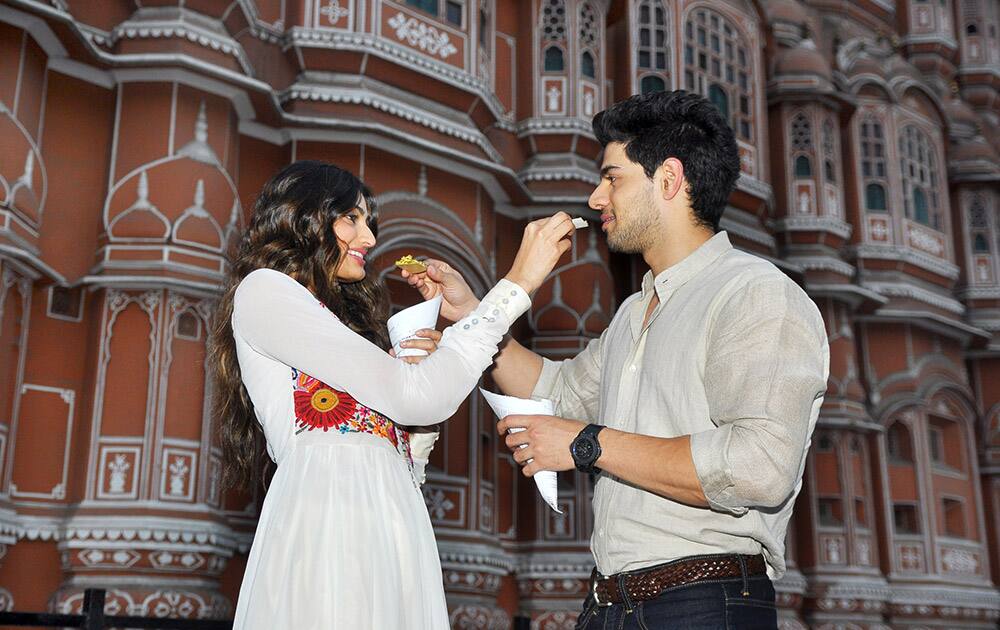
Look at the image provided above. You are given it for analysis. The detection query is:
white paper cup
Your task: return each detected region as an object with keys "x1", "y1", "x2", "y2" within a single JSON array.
[{"x1": 388, "y1": 295, "x2": 443, "y2": 358}]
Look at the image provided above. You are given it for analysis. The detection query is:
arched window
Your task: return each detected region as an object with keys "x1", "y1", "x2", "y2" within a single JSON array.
[
  {"x1": 859, "y1": 116, "x2": 889, "y2": 213},
  {"x1": 684, "y1": 8, "x2": 754, "y2": 141},
  {"x1": 708, "y1": 83, "x2": 728, "y2": 118},
  {"x1": 640, "y1": 75, "x2": 665, "y2": 94},
  {"x1": 795, "y1": 156, "x2": 812, "y2": 177},
  {"x1": 822, "y1": 119, "x2": 837, "y2": 183},
  {"x1": 405, "y1": 0, "x2": 464, "y2": 26},
  {"x1": 478, "y1": 2, "x2": 489, "y2": 46},
  {"x1": 581, "y1": 51, "x2": 595, "y2": 78},
  {"x1": 969, "y1": 196, "x2": 991, "y2": 255},
  {"x1": 637, "y1": 0, "x2": 669, "y2": 88},
  {"x1": 849, "y1": 437, "x2": 871, "y2": 529},
  {"x1": 866, "y1": 183, "x2": 887, "y2": 211},
  {"x1": 579, "y1": 2, "x2": 600, "y2": 80},
  {"x1": 942, "y1": 497, "x2": 966, "y2": 537},
  {"x1": 790, "y1": 113, "x2": 813, "y2": 180},
  {"x1": 913, "y1": 187, "x2": 930, "y2": 224},
  {"x1": 407, "y1": 0, "x2": 438, "y2": 14},
  {"x1": 887, "y1": 421, "x2": 914, "y2": 462},
  {"x1": 899, "y1": 125, "x2": 942, "y2": 229},
  {"x1": 544, "y1": 46, "x2": 564, "y2": 71}
]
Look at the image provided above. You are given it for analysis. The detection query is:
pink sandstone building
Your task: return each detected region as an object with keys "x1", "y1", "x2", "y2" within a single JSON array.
[{"x1": 0, "y1": 0, "x2": 999, "y2": 627}]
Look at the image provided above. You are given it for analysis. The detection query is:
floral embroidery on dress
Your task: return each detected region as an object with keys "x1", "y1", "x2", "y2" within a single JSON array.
[
  {"x1": 291, "y1": 368, "x2": 415, "y2": 481},
  {"x1": 293, "y1": 370, "x2": 358, "y2": 431}
]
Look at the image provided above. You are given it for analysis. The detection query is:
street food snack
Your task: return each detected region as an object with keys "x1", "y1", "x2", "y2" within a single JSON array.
[{"x1": 394, "y1": 255, "x2": 428, "y2": 274}]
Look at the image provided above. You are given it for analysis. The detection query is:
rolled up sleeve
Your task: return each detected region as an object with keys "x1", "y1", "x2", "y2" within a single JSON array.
[
  {"x1": 690, "y1": 278, "x2": 829, "y2": 514},
  {"x1": 530, "y1": 332, "x2": 605, "y2": 423}
]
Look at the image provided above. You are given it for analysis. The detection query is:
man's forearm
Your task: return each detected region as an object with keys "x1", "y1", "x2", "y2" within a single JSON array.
[
  {"x1": 491, "y1": 336, "x2": 544, "y2": 398},
  {"x1": 596, "y1": 429, "x2": 709, "y2": 508}
]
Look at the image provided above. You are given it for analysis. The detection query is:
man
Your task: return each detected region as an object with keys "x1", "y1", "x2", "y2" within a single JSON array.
[{"x1": 404, "y1": 90, "x2": 829, "y2": 629}]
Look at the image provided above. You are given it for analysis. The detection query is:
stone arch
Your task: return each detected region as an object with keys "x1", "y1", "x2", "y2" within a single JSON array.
[
  {"x1": 851, "y1": 77, "x2": 895, "y2": 102},
  {"x1": 894, "y1": 82, "x2": 948, "y2": 128},
  {"x1": 0, "y1": 105, "x2": 47, "y2": 225},
  {"x1": 372, "y1": 222, "x2": 493, "y2": 299},
  {"x1": 375, "y1": 192, "x2": 488, "y2": 268},
  {"x1": 103, "y1": 156, "x2": 240, "y2": 246}
]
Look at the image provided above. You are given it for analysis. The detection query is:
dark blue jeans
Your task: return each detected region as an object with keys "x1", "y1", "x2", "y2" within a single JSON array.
[{"x1": 574, "y1": 574, "x2": 777, "y2": 630}]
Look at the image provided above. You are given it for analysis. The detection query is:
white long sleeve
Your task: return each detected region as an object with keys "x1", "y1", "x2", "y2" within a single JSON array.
[{"x1": 232, "y1": 268, "x2": 530, "y2": 426}]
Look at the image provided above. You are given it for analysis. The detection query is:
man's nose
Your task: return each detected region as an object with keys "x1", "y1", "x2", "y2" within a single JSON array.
[{"x1": 589, "y1": 183, "x2": 609, "y2": 211}]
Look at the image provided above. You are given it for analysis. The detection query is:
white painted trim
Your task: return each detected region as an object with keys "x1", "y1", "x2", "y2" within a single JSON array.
[
  {"x1": 235, "y1": 119, "x2": 287, "y2": 145},
  {"x1": 168, "y1": 82, "x2": 177, "y2": 156},
  {"x1": 286, "y1": 123, "x2": 519, "y2": 202},
  {"x1": 2, "y1": 273, "x2": 31, "y2": 499},
  {"x1": 851, "y1": 244, "x2": 961, "y2": 280},
  {"x1": 0, "y1": 4, "x2": 68, "y2": 57},
  {"x1": 45, "y1": 57, "x2": 114, "y2": 89},
  {"x1": 111, "y1": 67, "x2": 257, "y2": 120},
  {"x1": 81, "y1": 275, "x2": 222, "y2": 297},
  {"x1": 9, "y1": 384, "x2": 75, "y2": 498},
  {"x1": 159, "y1": 447, "x2": 197, "y2": 502},
  {"x1": 95, "y1": 444, "x2": 142, "y2": 500}
]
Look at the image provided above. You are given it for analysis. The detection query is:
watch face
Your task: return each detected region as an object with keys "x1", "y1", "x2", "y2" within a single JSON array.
[{"x1": 574, "y1": 437, "x2": 596, "y2": 462}]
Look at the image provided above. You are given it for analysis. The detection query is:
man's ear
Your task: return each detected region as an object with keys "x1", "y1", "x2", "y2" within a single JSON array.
[{"x1": 658, "y1": 158, "x2": 685, "y2": 201}]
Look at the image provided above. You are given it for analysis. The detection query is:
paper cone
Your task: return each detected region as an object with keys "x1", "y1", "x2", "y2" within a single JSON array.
[
  {"x1": 388, "y1": 295, "x2": 443, "y2": 358},
  {"x1": 479, "y1": 388, "x2": 562, "y2": 514}
]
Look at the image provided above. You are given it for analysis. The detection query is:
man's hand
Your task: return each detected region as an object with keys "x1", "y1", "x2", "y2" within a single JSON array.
[
  {"x1": 401, "y1": 259, "x2": 479, "y2": 322},
  {"x1": 497, "y1": 414, "x2": 586, "y2": 477}
]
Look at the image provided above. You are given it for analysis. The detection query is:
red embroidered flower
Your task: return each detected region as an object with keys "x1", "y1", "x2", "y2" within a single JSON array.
[{"x1": 294, "y1": 375, "x2": 357, "y2": 431}]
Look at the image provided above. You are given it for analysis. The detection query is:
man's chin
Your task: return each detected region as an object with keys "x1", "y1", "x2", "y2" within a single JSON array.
[{"x1": 607, "y1": 234, "x2": 642, "y2": 255}]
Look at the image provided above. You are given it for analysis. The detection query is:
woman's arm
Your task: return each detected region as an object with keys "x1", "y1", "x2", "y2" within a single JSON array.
[{"x1": 233, "y1": 269, "x2": 531, "y2": 426}]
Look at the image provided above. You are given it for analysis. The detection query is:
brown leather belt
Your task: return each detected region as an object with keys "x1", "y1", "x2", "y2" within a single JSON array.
[{"x1": 590, "y1": 554, "x2": 766, "y2": 606}]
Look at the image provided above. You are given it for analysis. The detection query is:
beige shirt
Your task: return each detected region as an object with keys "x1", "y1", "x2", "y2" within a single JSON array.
[{"x1": 531, "y1": 232, "x2": 829, "y2": 578}]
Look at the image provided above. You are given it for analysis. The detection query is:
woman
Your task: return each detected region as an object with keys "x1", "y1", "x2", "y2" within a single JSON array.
[{"x1": 209, "y1": 160, "x2": 572, "y2": 629}]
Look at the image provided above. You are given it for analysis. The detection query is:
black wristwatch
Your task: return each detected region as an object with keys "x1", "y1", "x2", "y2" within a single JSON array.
[{"x1": 570, "y1": 424, "x2": 605, "y2": 474}]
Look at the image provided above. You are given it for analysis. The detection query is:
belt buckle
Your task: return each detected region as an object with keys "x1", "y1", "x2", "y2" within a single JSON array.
[{"x1": 590, "y1": 572, "x2": 613, "y2": 608}]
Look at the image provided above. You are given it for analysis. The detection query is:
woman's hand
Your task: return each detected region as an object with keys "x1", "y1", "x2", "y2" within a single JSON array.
[
  {"x1": 388, "y1": 328, "x2": 443, "y2": 364},
  {"x1": 401, "y1": 260, "x2": 479, "y2": 322},
  {"x1": 504, "y1": 212, "x2": 574, "y2": 294}
]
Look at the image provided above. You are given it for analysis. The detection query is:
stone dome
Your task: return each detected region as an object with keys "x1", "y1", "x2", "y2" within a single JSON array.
[
  {"x1": 951, "y1": 137, "x2": 999, "y2": 163},
  {"x1": 765, "y1": 0, "x2": 808, "y2": 26},
  {"x1": 773, "y1": 39, "x2": 832, "y2": 81}
]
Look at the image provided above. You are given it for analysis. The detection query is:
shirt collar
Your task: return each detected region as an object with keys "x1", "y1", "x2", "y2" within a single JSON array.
[{"x1": 640, "y1": 231, "x2": 734, "y2": 302}]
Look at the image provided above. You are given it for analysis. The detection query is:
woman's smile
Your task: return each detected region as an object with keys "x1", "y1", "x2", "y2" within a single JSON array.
[{"x1": 347, "y1": 248, "x2": 367, "y2": 266}]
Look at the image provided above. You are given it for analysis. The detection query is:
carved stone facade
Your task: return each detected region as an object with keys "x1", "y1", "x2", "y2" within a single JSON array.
[{"x1": 0, "y1": 0, "x2": 997, "y2": 627}]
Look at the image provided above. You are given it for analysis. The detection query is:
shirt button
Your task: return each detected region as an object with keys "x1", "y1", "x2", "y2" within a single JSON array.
[
  {"x1": 463, "y1": 324, "x2": 470, "y2": 330},
  {"x1": 629, "y1": 365, "x2": 636, "y2": 372},
  {"x1": 510, "y1": 290, "x2": 517, "y2": 296},
  {"x1": 472, "y1": 319, "x2": 478, "y2": 324},
  {"x1": 502, "y1": 298, "x2": 509, "y2": 304},
  {"x1": 493, "y1": 309, "x2": 500, "y2": 315},
  {"x1": 598, "y1": 529, "x2": 605, "y2": 537}
]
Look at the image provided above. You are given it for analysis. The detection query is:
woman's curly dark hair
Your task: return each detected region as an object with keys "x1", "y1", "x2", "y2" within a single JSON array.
[{"x1": 208, "y1": 160, "x2": 390, "y2": 490}]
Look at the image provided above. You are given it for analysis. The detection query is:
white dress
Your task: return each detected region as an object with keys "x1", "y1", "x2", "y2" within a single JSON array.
[{"x1": 230, "y1": 269, "x2": 530, "y2": 630}]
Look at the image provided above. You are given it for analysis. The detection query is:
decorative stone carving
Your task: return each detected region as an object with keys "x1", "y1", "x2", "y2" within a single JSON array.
[{"x1": 388, "y1": 13, "x2": 458, "y2": 59}]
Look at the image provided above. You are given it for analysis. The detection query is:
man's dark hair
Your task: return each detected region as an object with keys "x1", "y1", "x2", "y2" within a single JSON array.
[{"x1": 592, "y1": 90, "x2": 741, "y2": 231}]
